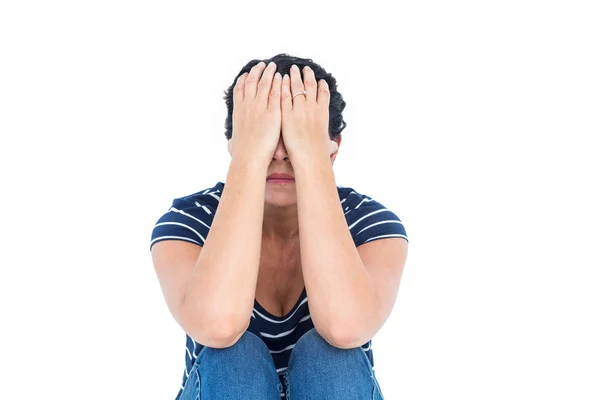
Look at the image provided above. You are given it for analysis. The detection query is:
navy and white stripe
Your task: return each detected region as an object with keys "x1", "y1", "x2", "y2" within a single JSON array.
[{"x1": 150, "y1": 181, "x2": 408, "y2": 400}]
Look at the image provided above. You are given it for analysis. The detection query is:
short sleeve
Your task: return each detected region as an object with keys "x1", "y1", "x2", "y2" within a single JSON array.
[
  {"x1": 344, "y1": 195, "x2": 408, "y2": 248},
  {"x1": 149, "y1": 197, "x2": 215, "y2": 251}
]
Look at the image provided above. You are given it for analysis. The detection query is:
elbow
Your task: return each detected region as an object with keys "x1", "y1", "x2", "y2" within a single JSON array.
[
  {"x1": 188, "y1": 317, "x2": 247, "y2": 349},
  {"x1": 324, "y1": 330, "x2": 362, "y2": 349},
  {"x1": 313, "y1": 315, "x2": 361, "y2": 349},
  {"x1": 322, "y1": 316, "x2": 379, "y2": 349},
  {"x1": 323, "y1": 304, "x2": 385, "y2": 349},
  {"x1": 319, "y1": 323, "x2": 364, "y2": 350},
  {"x1": 180, "y1": 292, "x2": 251, "y2": 348},
  {"x1": 201, "y1": 329, "x2": 245, "y2": 349},
  {"x1": 181, "y1": 306, "x2": 249, "y2": 349}
]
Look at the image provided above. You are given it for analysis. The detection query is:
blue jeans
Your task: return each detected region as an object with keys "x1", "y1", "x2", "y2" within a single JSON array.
[{"x1": 179, "y1": 327, "x2": 385, "y2": 399}]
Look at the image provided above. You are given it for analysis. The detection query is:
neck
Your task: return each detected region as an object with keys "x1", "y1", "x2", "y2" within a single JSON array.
[{"x1": 262, "y1": 202, "x2": 299, "y2": 241}]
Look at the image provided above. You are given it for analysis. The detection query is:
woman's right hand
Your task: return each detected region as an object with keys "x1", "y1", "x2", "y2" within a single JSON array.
[{"x1": 227, "y1": 61, "x2": 282, "y2": 165}]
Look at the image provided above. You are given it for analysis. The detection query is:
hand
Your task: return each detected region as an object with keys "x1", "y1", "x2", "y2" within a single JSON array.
[
  {"x1": 280, "y1": 64, "x2": 338, "y2": 161},
  {"x1": 228, "y1": 61, "x2": 282, "y2": 164}
]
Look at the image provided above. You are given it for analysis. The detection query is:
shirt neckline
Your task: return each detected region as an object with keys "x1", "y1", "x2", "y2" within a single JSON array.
[{"x1": 254, "y1": 286, "x2": 307, "y2": 321}]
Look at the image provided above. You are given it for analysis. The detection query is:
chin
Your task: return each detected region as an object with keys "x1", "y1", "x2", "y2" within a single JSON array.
[{"x1": 265, "y1": 190, "x2": 297, "y2": 207}]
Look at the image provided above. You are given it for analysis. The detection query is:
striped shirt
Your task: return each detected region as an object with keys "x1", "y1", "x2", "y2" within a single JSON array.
[{"x1": 149, "y1": 181, "x2": 409, "y2": 400}]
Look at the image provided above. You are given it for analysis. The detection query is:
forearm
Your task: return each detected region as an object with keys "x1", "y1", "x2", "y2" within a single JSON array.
[
  {"x1": 184, "y1": 154, "x2": 268, "y2": 335},
  {"x1": 294, "y1": 153, "x2": 380, "y2": 346}
]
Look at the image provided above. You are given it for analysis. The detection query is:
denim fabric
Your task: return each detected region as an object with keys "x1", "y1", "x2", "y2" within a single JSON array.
[
  {"x1": 179, "y1": 327, "x2": 384, "y2": 400},
  {"x1": 285, "y1": 328, "x2": 385, "y2": 400}
]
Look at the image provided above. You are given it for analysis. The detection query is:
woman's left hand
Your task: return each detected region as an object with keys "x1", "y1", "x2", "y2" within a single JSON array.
[{"x1": 281, "y1": 64, "x2": 338, "y2": 162}]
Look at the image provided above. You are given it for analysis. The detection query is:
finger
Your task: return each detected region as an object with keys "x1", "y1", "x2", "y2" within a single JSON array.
[
  {"x1": 233, "y1": 72, "x2": 249, "y2": 105},
  {"x1": 317, "y1": 79, "x2": 330, "y2": 107},
  {"x1": 257, "y1": 62, "x2": 277, "y2": 103},
  {"x1": 244, "y1": 61, "x2": 267, "y2": 100},
  {"x1": 302, "y1": 65, "x2": 317, "y2": 102},
  {"x1": 268, "y1": 71, "x2": 282, "y2": 110},
  {"x1": 281, "y1": 74, "x2": 292, "y2": 113},
  {"x1": 289, "y1": 64, "x2": 306, "y2": 107}
]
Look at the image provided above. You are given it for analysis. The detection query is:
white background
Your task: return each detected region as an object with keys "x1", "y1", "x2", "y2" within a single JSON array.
[{"x1": 1, "y1": 1, "x2": 599, "y2": 399}]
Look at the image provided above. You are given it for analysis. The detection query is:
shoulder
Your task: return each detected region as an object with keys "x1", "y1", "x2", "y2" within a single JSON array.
[
  {"x1": 337, "y1": 185, "x2": 409, "y2": 247},
  {"x1": 174, "y1": 181, "x2": 224, "y2": 213},
  {"x1": 336, "y1": 184, "x2": 394, "y2": 218},
  {"x1": 149, "y1": 181, "x2": 224, "y2": 251}
]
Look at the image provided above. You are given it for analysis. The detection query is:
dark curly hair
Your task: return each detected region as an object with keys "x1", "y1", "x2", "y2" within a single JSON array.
[{"x1": 222, "y1": 53, "x2": 347, "y2": 141}]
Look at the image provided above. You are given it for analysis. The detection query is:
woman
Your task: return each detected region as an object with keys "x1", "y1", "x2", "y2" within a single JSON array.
[{"x1": 150, "y1": 53, "x2": 409, "y2": 400}]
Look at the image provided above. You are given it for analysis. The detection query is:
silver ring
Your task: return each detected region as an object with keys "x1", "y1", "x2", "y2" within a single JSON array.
[{"x1": 292, "y1": 90, "x2": 307, "y2": 100}]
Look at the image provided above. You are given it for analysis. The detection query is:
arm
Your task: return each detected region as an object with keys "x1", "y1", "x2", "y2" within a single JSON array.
[
  {"x1": 277, "y1": 64, "x2": 409, "y2": 348},
  {"x1": 181, "y1": 61, "x2": 282, "y2": 345},
  {"x1": 294, "y1": 154, "x2": 384, "y2": 348},
  {"x1": 279, "y1": 65, "x2": 392, "y2": 348},
  {"x1": 182, "y1": 156, "x2": 268, "y2": 343}
]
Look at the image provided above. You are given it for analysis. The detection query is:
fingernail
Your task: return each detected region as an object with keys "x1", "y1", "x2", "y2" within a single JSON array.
[
  {"x1": 304, "y1": 65, "x2": 311, "y2": 71},
  {"x1": 292, "y1": 64, "x2": 299, "y2": 71}
]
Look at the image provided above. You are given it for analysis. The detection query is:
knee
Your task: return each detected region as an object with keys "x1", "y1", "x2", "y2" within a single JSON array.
[
  {"x1": 293, "y1": 328, "x2": 329, "y2": 352},
  {"x1": 286, "y1": 328, "x2": 371, "y2": 382}
]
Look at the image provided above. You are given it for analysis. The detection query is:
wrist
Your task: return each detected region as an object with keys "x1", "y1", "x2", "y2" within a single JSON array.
[
  {"x1": 230, "y1": 151, "x2": 270, "y2": 174},
  {"x1": 289, "y1": 146, "x2": 331, "y2": 166}
]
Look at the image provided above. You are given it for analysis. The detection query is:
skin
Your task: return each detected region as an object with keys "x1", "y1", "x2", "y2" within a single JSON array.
[
  {"x1": 227, "y1": 64, "x2": 341, "y2": 242},
  {"x1": 225, "y1": 61, "x2": 408, "y2": 348},
  {"x1": 152, "y1": 61, "x2": 405, "y2": 353}
]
